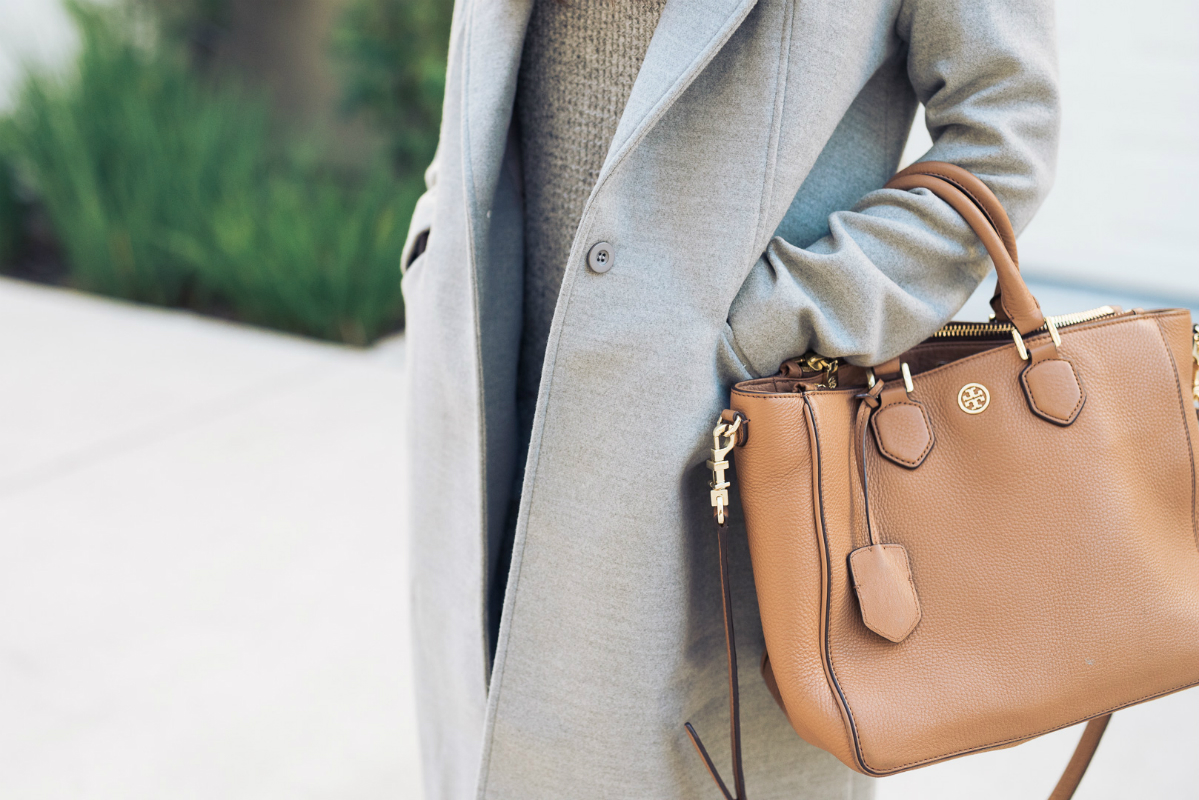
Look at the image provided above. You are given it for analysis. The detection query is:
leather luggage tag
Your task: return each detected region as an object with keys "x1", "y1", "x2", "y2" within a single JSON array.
[
  {"x1": 849, "y1": 544, "x2": 921, "y2": 643},
  {"x1": 869, "y1": 384, "x2": 935, "y2": 469},
  {"x1": 1021, "y1": 356, "x2": 1085, "y2": 426}
]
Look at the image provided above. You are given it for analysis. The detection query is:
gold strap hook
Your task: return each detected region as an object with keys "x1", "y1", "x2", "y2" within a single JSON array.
[{"x1": 708, "y1": 413, "x2": 744, "y2": 525}]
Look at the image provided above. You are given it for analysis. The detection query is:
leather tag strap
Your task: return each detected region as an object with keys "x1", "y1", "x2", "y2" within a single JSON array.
[{"x1": 688, "y1": 506, "x2": 1111, "y2": 799}]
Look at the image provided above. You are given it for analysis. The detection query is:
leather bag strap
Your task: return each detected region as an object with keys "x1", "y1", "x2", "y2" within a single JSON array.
[
  {"x1": 688, "y1": 513, "x2": 1112, "y2": 799},
  {"x1": 1049, "y1": 716, "x2": 1112, "y2": 799},
  {"x1": 885, "y1": 162, "x2": 1047, "y2": 335},
  {"x1": 685, "y1": 522, "x2": 746, "y2": 800}
]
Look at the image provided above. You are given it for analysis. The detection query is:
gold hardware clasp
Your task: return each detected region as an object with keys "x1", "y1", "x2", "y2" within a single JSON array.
[
  {"x1": 1013, "y1": 316, "x2": 1063, "y2": 361},
  {"x1": 865, "y1": 364, "x2": 913, "y2": 392},
  {"x1": 1046, "y1": 316, "x2": 1063, "y2": 348},
  {"x1": 1191, "y1": 324, "x2": 1198, "y2": 406},
  {"x1": 1012, "y1": 328, "x2": 1029, "y2": 361},
  {"x1": 708, "y1": 414, "x2": 743, "y2": 525},
  {"x1": 797, "y1": 353, "x2": 840, "y2": 388}
]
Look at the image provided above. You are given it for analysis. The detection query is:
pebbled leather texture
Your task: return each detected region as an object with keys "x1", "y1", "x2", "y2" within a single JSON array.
[
  {"x1": 1021, "y1": 358, "x2": 1085, "y2": 426},
  {"x1": 849, "y1": 544, "x2": 922, "y2": 642},
  {"x1": 730, "y1": 307, "x2": 1199, "y2": 777},
  {"x1": 724, "y1": 388, "x2": 858, "y2": 767}
]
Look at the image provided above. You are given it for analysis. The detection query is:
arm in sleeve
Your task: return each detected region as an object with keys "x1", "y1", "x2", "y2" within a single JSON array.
[
  {"x1": 727, "y1": 0, "x2": 1059, "y2": 373},
  {"x1": 401, "y1": 145, "x2": 440, "y2": 272}
]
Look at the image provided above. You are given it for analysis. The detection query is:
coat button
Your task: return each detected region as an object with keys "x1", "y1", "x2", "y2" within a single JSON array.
[{"x1": 587, "y1": 241, "x2": 614, "y2": 273}]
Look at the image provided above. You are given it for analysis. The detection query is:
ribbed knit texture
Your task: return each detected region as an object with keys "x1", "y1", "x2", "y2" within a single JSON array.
[{"x1": 514, "y1": 0, "x2": 667, "y2": 441}]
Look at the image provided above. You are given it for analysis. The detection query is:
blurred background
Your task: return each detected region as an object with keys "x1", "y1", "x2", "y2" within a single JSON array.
[
  {"x1": 0, "y1": 0, "x2": 1195, "y2": 798},
  {"x1": 0, "y1": 0, "x2": 451, "y2": 345}
]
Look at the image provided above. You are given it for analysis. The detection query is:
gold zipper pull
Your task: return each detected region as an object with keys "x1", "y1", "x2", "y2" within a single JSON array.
[
  {"x1": 799, "y1": 353, "x2": 840, "y2": 388},
  {"x1": 780, "y1": 353, "x2": 842, "y2": 388}
]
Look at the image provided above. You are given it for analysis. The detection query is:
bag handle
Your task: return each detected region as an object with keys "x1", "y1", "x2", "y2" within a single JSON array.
[
  {"x1": 686, "y1": 412, "x2": 1112, "y2": 800},
  {"x1": 885, "y1": 162, "x2": 1047, "y2": 335}
]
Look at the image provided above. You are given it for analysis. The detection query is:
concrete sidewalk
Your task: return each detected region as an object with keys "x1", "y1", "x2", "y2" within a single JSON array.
[
  {"x1": 0, "y1": 276, "x2": 1195, "y2": 799},
  {"x1": 0, "y1": 278, "x2": 420, "y2": 799}
]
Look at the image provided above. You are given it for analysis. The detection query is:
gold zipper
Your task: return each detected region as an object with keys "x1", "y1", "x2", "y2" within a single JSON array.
[
  {"x1": 932, "y1": 305, "x2": 1119, "y2": 339},
  {"x1": 797, "y1": 306, "x2": 1124, "y2": 389}
]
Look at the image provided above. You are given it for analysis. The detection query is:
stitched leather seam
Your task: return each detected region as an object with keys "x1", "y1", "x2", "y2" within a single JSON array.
[
  {"x1": 1021, "y1": 359, "x2": 1085, "y2": 424},
  {"x1": 870, "y1": 402, "x2": 934, "y2": 467},
  {"x1": 731, "y1": 390, "x2": 820, "y2": 402},
  {"x1": 897, "y1": 551, "x2": 921, "y2": 640},
  {"x1": 915, "y1": 171, "x2": 1020, "y2": 323},
  {"x1": 804, "y1": 395, "x2": 870, "y2": 770},
  {"x1": 859, "y1": 678, "x2": 1199, "y2": 774},
  {"x1": 897, "y1": 167, "x2": 1013, "y2": 271}
]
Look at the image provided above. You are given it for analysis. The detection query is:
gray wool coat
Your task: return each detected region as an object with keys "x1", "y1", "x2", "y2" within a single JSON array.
[{"x1": 400, "y1": 0, "x2": 1059, "y2": 797}]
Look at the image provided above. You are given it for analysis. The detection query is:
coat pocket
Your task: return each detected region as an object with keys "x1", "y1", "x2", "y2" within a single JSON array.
[
  {"x1": 400, "y1": 246, "x2": 432, "y2": 308},
  {"x1": 720, "y1": 322, "x2": 757, "y2": 383}
]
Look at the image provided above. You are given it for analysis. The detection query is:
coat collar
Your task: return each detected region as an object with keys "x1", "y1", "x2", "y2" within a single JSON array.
[{"x1": 460, "y1": 0, "x2": 759, "y2": 230}]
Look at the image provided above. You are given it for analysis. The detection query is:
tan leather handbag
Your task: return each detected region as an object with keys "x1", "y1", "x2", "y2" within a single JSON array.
[{"x1": 686, "y1": 162, "x2": 1199, "y2": 800}]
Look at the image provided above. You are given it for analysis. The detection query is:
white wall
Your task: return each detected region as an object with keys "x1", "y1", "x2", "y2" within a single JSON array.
[
  {"x1": 902, "y1": 0, "x2": 1198, "y2": 302},
  {"x1": 0, "y1": 0, "x2": 81, "y2": 111}
]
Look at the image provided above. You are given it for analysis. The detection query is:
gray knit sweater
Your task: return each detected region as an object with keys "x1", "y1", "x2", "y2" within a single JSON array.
[{"x1": 514, "y1": 0, "x2": 667, "y2": 442}]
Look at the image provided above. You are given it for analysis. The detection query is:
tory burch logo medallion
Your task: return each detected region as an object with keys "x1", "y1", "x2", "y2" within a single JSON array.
[{"x1": 957, "y1": 383, "x2": 990, "y2": 414}]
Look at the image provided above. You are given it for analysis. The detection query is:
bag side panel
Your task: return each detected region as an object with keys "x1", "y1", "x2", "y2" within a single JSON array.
[
  {"x1": 729, "y1": 391, "x2": 857, "y2": 770},
  {"x1": 1153, "y1": 310, "x2": 1199, "y2": 545}
]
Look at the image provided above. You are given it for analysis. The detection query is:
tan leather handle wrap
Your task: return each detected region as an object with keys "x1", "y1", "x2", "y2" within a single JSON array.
[
  {"x1": 885, "y1": 163, "x2": 1046, "y2": 335},
  {"x1": 895, "y1": 163, "x2": 1017, "y2": 321},
  {"x1": 891, "y1": 162, "x2": 1019, "y2": 267}
]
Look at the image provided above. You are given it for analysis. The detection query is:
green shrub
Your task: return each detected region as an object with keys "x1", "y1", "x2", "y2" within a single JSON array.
[
  {"x1": 334, "y1": 0, "x2": 452, "y2": 174},
  {"x1": 4, "y1": 1, "x2": 253, "y2": 304},
  {"x1": 2, "y1": 0, "x2": 409, "y2": 343},
  {"x1": 175, "y1": 161, "x2": 415, "y2": 344},
  {"x1": 0, "y1": 156, "x2": 21, "y2": 267}
]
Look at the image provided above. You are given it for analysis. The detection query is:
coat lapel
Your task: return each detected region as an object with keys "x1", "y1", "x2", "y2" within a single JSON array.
[
  {"x1": 602, "y1": 0, "x2": 760, "y2": 181},
  {"x1": 460, "y1": 0, "x2": 759, "y2": 234},
  {"x1": 461, "y1": 0, "x2": 534, "y2": 234}
]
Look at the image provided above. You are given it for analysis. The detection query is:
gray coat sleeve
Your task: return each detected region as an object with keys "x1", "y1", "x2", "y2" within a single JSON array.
[{"x1": 727, "y1": 0, "x2": 1059, "y2": 373}]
